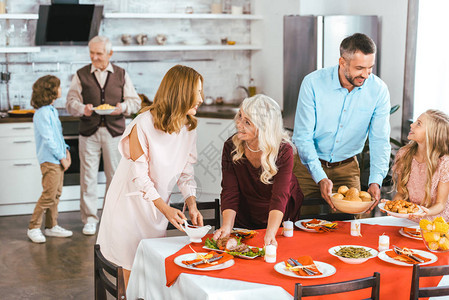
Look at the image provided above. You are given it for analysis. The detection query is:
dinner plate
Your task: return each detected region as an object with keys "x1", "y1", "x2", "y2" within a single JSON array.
[
  {"x1": 378, "y1": 202, "x2": 424, "y2": 218},
  {"x1": 93, "y1": 108, "x2": 115, "y2": 115},
  {"x1": 174, "y1": 253, "x2": 235, "y2": 271},
  {"x1": 294, "y1": 219, "x2": 332, "y2": 233},
  {"x1": 328, "y1": 245, "x2": 378, "y2": 264},
  {"x1": 274, "y1": 261, "x2": 336, "y2": 279},
  {"x1": 202, "y1": 246, "x2": 262, "y2": 259},
  {"x1": 377, "y1": 249, "x2": 438, "y2": 266},
  {"x1": 399, "y1": 225, "x2": 422, "y2": 240}
]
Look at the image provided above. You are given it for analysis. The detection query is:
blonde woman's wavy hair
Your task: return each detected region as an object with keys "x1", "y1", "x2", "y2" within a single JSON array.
[
  {"x1": 141, "y1": 65, "x2": 203, "y2": 133},
  {"x1": 393, "y1": 109, "x2": 449, "y2": 207},
  {"x1": 232, "y1": 94, "x2": 293, "y2": 184}
]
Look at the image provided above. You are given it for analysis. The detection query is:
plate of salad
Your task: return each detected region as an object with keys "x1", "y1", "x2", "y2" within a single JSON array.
[{"x1": 203, "y1": 237, "x2": 264, "y2": 259}]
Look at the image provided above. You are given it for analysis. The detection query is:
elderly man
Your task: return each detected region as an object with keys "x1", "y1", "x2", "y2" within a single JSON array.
[
  {"x1": 66, "y1": 36, "x2": 140, "y2": 235},
  {"x1": 292, "y1": 33, "x2": 391, "y2": 213}
]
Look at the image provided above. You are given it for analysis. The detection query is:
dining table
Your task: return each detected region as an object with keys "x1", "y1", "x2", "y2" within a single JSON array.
[{"x1": 126, "y1": 216, "x2": 449, "y2": 300}]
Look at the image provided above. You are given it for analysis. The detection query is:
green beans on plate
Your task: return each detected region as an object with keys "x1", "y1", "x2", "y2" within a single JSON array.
[{"x1": 334, "y1": 246, "x2": 373, "y2": 258}]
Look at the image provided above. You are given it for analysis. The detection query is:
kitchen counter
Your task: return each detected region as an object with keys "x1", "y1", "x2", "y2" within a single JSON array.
[{"x1": 0, "y1": 104, "x2": 238, "y2": 123}]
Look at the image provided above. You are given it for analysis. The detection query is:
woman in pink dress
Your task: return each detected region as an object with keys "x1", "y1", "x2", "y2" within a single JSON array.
[
  {"x1": 213, "y1": 95, "x2": 303, "y2": 247},
  {"x1": 389, "y1": 109, "x2": 449, "y2": 222},
  {"x1": 97, "y1": 65, "x2": 204, "y2": 284}
]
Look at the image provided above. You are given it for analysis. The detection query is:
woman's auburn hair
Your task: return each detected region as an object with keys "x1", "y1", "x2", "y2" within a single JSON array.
[
  {"x1": 30, "y1": 75, "x2": 60, "y2": 109},
  {"x1": 141, "y1": 65, "x2": 203, "y2": 134},
  {"x1": 393, "y1": 109, "x2": 449, "y2": 207},
  {"x1": 231, "y1": 94, "x2": 293, "y2": 185}
]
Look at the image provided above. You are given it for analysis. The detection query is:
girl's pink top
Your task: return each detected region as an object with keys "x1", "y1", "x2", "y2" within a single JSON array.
[{"x1": 395, "y1": 148, "x2": 449, "y2": 222}]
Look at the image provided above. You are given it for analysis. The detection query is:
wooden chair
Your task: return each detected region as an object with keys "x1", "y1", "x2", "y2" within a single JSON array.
[
  {"x1": 410, "y1": 264, "x2": 449, "y2": 299},
  {"x1": 167, "y1": 198, "x2": 221, "y2": 230},
  {"x1": 294, "y1": 272, "x2": 380, "y2": 300},
  {"x1": 94, "y1": 244, "x2": 126, "y2": 300},
  {"x1": 299, "y1": 197, "x2": 355, "y2": 221}
]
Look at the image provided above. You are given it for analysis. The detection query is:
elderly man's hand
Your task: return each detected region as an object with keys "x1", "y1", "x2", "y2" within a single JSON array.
[
  {"x1": 84, "y1": 104, "x2": 93, "y2": 116},
  {"x1": 110, "y1": 103, "x2": 123, "y2": 115}
]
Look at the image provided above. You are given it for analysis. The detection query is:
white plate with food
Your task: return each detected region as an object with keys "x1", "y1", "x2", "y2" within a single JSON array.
[
  {"x1": 174, "y1": 253, "x2": 235, "y2": 271},
  {"x1": 203, "y1": 237, "x2": 263, "y2": 259},
  {"x1": 378, "y1": 202, "x2": 423, "y2": 218},
  {"x1": 399, "y1": 225, "x2": 422, "y2": 240},
  {"x1": 93, "y1": 108, "x2": 115, "y2": 115},
  {"x1": 295, "y1": 219, "x2": 333, "y2": 233},
  {"x1": 377, "y1": 249, "x2": 437, "y2": 266},
  {"x1": 329, "y1": 245, "x2": 378, "y2": 264},
  {"x1": 274, "y1": 261, "x2": 336, "y2": 279}
]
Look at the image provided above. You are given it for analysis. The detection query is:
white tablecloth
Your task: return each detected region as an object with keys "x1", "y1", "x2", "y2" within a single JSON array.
[{"x1": 126, "y1": 216, "x2": 446, "y2": 300}]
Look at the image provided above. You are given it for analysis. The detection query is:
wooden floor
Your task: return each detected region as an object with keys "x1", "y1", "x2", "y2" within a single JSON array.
[{"x1": 0, "y1": 210, "x2": 185, "y2": 299}]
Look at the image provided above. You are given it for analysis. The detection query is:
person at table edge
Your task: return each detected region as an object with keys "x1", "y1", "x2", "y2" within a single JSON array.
[
  {"x1": 213, "y1": 95, "x2": 303, "y2": 246},
  {"x1": 292, "y1": 33, "x2": 391, "y2": 211}
]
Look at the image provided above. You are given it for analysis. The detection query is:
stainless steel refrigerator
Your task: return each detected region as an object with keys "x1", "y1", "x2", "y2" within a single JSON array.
[{"x1": 283, "y1": 15, "x2": 380, "y2": 130}]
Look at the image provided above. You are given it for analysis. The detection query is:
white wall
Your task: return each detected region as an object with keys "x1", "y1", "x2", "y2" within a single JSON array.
[
  {"x1": 251, "y1": 0, "x2": 300, "y2": 106},
  {"x1": 298, "y1": 0, "x2": 409, "y2": 140}
]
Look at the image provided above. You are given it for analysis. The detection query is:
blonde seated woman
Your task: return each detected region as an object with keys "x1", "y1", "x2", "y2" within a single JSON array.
[
  {"x1": 97, "y1": 65, "x2": 204, "y2": 286},
  {"x1": 213, "y1": 95, "x2": 304, "y2": 246}
]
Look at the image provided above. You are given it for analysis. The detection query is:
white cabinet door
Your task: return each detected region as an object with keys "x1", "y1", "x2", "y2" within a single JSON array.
[
  {"x1": 195, "y1": 118, "x2": 235, "y2": 196},
  {"x1": 0, "y1": 159, "x2": 42, "y2": 205},
  {"x1": 0, "y1": 136, "x2": 36, "y2": 160}
]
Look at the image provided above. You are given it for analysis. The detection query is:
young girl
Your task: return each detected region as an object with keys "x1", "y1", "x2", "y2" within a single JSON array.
[
  {"x1": 390, "y1": 109, "x2": 449, "y2": 222},
  {"x1": 28, "y1": 75, "x2": 72, "y2": 243},
  {"x1": 97, "y1": 65, "x2": 204, "y2": 286}
]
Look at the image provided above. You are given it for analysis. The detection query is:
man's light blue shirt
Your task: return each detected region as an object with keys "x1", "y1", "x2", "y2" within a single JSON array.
[
  {"x1": 292, "y1": 65, "x2": 391, "y2": 186},
  {"x1": 33, "y1": 105, "x2": 68, "y2": 165}
]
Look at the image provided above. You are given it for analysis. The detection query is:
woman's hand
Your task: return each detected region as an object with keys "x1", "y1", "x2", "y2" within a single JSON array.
[
  {"x1": 409, "y1": 206, "x2": 429, "y2": 219},
  {"x1": 264, "y1": 232, "x2": 277, "y2": 247},
  {"x1": 213, "y1": 226, "x2": 232, "y2": 241},
  {"x1": 185, "y1": 196, "x2": 204, "y2": 226},
  {"x1": 155, "y1": 200, "x2": 187, "y2": 231}
]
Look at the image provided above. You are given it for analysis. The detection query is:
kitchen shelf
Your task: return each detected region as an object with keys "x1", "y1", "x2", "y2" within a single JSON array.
[
  {"x1": 0, "y1": 47, "x2": 41, "y2": 53},
  {"x1": 0, "y1": 14, "x2": 39, "y2": 20},
  {"x1": 103, "y1": 13, "x2": 263, "y2": 20},
  {"x1": 112, "y1": 44, "x2": 261, "y2": 52}
]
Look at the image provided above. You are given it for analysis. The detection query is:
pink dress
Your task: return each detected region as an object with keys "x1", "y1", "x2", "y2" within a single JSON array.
[
  {"x1": 97, "y1": 111, "x2": 197, "y2": 269},
  {"x1": 394, "y1": 148, "x2": 449, "y2": 222}
]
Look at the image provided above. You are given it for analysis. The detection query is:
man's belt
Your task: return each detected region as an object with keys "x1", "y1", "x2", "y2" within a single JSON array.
[{"x1": 320, "y1": 156, "x2": 355, "y2": 169}]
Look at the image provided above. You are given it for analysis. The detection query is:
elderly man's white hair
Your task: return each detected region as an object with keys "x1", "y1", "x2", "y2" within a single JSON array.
[{"x1": 88, "y1": 36, "x2": 112, "y2": 54}]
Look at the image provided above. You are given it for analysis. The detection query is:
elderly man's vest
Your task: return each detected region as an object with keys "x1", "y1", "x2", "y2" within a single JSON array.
[{"x1": 77, "y1": 64, "x2": 126, "y2": 137}]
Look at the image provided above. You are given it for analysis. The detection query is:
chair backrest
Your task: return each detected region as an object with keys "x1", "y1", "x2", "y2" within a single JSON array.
[
  {"x1": 94, "y1": 244, "x2": 127, "y2": 300},
  {"x1": 294, "y1": 272, "x2": 380, "y2": 300},
  {"x1": 167, "y1": 198, "x2": 221, "y2": 230},
  {"x1": 410, "y1": 264, "x2": 449, "y2": 300},
  {"x1": 299, "y1": 197, "x2": 355, "y2": 221}
]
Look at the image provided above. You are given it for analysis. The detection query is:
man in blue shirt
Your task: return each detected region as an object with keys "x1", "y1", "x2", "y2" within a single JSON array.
[{"x1": 292, "y1": 33, "x2": 391, "y2": 212}]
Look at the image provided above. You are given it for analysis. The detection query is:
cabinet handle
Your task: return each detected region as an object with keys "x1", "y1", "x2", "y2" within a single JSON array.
[
  {"x1": 14, "y1": 163, "x2": 33, "y2": 167},
  {"x1": 13, "y1": 140, "x2": 32, "y2": 144},
  {"x1": 205, "y1": 122, "x2": 223, "y2": 125},
  {"x1": 12, "y1": 127, "x2": 32, "y2": 130}
]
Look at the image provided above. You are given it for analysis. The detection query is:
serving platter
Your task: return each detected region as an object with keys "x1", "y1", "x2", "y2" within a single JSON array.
[
  {"x1": 202, "y1": 246, "x2": 262, "y2": 259},
  {"x1": 378, "y1": 202, "x2": 424, "y2": 218},
  {"x1": 174, "y1": 253, "x2": 235, "y2": 271},
  {"x1": 93, "y1": 108, "x2": 115, "y2": 115},
  {"x1": 274, "y1": 261, "x2": 336, "y2": 279},
  {"x1": 377, "y1": 249, "x2": 437, "y2": 266}
]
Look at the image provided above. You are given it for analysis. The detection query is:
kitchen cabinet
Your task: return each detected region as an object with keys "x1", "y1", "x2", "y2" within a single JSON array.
[
  {"x1": 0, "y1": 121, "x2": 105, "y2": 216},
  {"x1": 0, "y1": 122, "x2": 42, "y2": 215},
  {"x1": 195, "y1": 117, "x2": 235, "y2": 198}
]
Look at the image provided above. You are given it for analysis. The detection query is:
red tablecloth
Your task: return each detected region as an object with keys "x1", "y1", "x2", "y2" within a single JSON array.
[{"x1": 165, "y1": 222, "x2": 449, "y2": 299}]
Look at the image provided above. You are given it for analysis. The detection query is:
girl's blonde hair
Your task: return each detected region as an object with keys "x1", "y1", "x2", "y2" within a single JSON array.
[
  {"x1": 142, "y1": 65, "x2": 203, "y2": 133},
  {"x1": 30, "y1": 75, "x2": 60, "y2": 109},
  {"x1": 393, "y1": 109, "x2": 449, "y2": 207},
  {"x1": 232, "y1": 94, "x2": 293, "y2": 184}
]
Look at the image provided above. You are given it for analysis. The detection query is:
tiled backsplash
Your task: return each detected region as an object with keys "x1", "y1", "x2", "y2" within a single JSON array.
[{"x1": 0, "y1": 0, "x2": 253, "y2": 110}]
